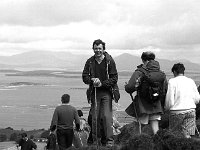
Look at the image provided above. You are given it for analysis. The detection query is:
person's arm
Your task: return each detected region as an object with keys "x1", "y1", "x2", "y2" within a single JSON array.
[
  {"x1": 74, "y1": 109, "x2": 80, "y2": 131},
  {"x1": 50, "y1": 108, "x2": 58, "y2": 131},
  {"x1": 161, "y1": 77, "x2": 168, "y2": 108},
  {"x1": 82, "y1": 59, "x2": 93, "y2": 85},
  {"x1": 165, "y1": 80, "x2": 174, "y2": 110},
  {"x1": 125, "y1": 70, "x2": 141, "y2": 94},
  {"x1": 193, "y1": 82, "x2": 200, "y2": 104}
]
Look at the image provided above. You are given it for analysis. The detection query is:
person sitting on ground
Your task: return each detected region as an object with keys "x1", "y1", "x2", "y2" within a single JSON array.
[
  {"x1": 16, "y1": 132, "x2": 37, "y2": 150},
  {"x1": 77, "y1": 109, "x2": 90, "y2": 132},
  {"x1": 196, "y1": 85, "x2": 200, "y2": 119}
]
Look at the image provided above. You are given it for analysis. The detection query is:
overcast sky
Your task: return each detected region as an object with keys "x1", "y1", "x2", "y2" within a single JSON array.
[{"x1": 0, "y1": 0, "x2": 200, "y2": 63}]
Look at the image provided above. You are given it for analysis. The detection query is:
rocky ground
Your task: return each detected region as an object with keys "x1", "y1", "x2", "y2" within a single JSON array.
[{"x1": 2, "y1": 109, "x2": 200, "y2": 150}]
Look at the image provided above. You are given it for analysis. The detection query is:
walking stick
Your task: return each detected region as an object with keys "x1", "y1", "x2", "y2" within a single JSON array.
[
  {"x1": 196, "y1": 126, "x2": 200, "y2": 137},
  {"x1": 94, "y1": 87, "x2": 99, "y2": 149},
  {"x1": 130, "y1": 94, "x2": 141, "y2": 134}
]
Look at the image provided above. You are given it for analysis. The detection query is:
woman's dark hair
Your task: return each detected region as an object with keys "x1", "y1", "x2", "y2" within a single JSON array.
[
  {"x1": 92, "y1": 39, "x2": 106, "y2": 50},
  {"x1": 61, "y1": 94, "x2": 70, "y2": 103},
  {"x1": 171, "y1": 63, "x2": 185, "y2": 75},
  {"x1": 141, "y1": 51, "x2": 155, "y2": 61}
]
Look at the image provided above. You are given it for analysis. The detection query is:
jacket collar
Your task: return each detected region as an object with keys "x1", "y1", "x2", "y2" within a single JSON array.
[
  {"x1": 90, "y1": 51, "x2": 111, "y2": 64},
  {"x1": 137, "y1": 60, "x2": 160, "y2": 71}
]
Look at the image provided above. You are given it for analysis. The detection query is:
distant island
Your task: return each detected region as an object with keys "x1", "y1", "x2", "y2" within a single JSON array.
[{"x1": 9, "y1": 82, "x2": 46, "y2": 86}]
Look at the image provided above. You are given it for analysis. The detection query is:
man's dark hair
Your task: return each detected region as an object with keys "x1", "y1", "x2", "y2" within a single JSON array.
[
  {"x1": 61, "y1": 94, "x2": 70, "y2": 104},
  {"x1": 92, "y1": 39, "x2": 106, "y2": 50},
  {"x1": 141, "y1": 51, "x2": 155, "y2": 61},
  {"x1": 78, "y1": 110, "x2": 83, "y2": 117},
  {"x1": 198, "y1": 85, "x2": 200, "y2": 94},
  {"x1": 171, "y1": 63, "x2": 185, "y2": 75},
  {"x1": 21, "y1": 132, "x2": 27, "y2": 138}
]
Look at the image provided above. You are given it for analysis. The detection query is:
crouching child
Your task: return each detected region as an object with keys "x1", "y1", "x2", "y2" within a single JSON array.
[{"x1": 45, "y1": 131, "x2": 58, "y2": 150}]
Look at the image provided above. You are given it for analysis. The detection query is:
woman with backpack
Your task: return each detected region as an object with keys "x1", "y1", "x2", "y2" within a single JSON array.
[{"x1": 125, "y1": 51, "x2": 167, "y2": 135}]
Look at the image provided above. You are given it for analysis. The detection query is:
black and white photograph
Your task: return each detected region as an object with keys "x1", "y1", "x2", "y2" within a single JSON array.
[{"x1": 0, "y1": 0, "x2": 200, "y2": 149}]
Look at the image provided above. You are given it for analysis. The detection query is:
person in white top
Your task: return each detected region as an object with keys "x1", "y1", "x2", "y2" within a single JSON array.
[{"x1": 165, "y1": 63, "x2": 200, "y2": 138}]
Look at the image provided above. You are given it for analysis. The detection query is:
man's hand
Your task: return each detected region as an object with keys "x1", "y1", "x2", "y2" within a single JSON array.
[{"x1": 91, "y1": 78, "x2": 102, "y2": 87}]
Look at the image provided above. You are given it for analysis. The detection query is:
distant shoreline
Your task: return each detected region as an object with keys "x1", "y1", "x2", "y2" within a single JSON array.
[{"x1": 1, "y1": 69, "x2": 200, "y2": 77}]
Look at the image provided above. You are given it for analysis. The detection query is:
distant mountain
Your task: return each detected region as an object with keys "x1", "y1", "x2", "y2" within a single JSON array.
[
  {"x1": 0, "y1": 51, "x2": 89, "y2": 70},
  {"x1": 114, "y1": 53, "x2": 142, "y2": 71},
  {"x1": 0, "y1": 51, "x2": 200, "y2": 72},
  {"x1": 114, "y1": 53, "x2": 200, "y2": 73}
]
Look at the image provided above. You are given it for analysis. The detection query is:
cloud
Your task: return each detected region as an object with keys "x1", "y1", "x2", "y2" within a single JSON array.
[
  {"x1": 0, "y1": 0, "x2": 200, "y2": 63},
  {"x1": 0, "y1": 0, "x2": 105, "y2": 26}
]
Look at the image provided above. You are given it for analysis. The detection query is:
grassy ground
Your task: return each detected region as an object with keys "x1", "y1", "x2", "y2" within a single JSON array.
[{"x1": 0, "y1": 141, "x2": 46, "y2": 150}]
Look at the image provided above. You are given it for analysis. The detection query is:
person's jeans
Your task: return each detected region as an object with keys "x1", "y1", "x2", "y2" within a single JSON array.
[
  {"x1": 87, "y1": 111, "x2": 107, "y2": 145},
  {"x1": 91, "y1": 90, "x2": 113, "y2": 144},
  {"x1": 56, "y1": 129, "x2": 74, "y2": 149}
]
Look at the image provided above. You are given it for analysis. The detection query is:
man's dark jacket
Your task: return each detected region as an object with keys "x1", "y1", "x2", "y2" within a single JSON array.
[{"x1": 82, "y1": 52, "x2": 118, "y2": 102}]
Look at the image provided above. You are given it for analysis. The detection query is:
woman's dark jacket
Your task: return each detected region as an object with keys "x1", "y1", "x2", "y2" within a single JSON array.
[{"x1": 125, "y1": 60, "x2": 167, "y2": 115}]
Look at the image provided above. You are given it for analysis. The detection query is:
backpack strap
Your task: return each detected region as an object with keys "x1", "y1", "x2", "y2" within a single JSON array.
[
  {"x1": 137, "y1": 67, "x2": 148, "y2": 75},
  {"x1": 137, "y1": 67, "x2": 149, "y2": 83}
]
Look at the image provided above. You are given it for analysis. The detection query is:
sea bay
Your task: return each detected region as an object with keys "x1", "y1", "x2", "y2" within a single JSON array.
[
  {"x1": 0, "y1": 71, "x2": 132, "y2": 130},
  {"x1": 0, "y1": 70, "x2": 200, "y2": 130}
]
